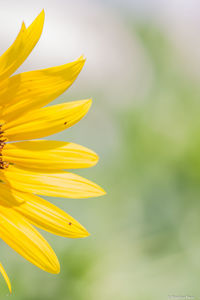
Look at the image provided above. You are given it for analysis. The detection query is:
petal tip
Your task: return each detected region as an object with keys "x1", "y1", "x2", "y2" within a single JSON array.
[
  {"x1": 8, "y1": 283, "x2": 12, "y2": 294},
  {"x1": 99, "y1": 188, "x2": 107, "y2": 196},
  {"x1": 84, "y1": 98, "x2": 92, "y2": 109},
  {"x1": 68, "y1": 220, "x2": 90, "y2": 238},
  {"x1": 96, "y1": 184, "x2": 107, "y2": 196},
  {"x1": 49, "y1": 259, "x2": 60, "y2": 274},
  {"x1": 92, "y1": 153, "x2": 99, "y2": 166},
  {"x1": 39, "y1": 9, "x2": 45, "y2": 21},
  {"x1": 31, "y1": 9, "x2": 45, "y2": 31},
  {"x1": 77, "y1": 99, "x2": 92, "y2": 117},
  {"x1": 91, "y1": 183, "x2": 107, "y2": 197},
  {"x1": 21, "y1": 21, "x2": 26, "y2": 30},
  {"x1": 0, "y1": 263, "x2": 12, "y2": 294},
  {"x1": 79, "y1": 226, "x2": 90, "y2": 238},
  {"x1": 85, "y1": 231, "x2": 90, "y2": 237},
  {"x1": 79, "y1": 55, "x2": 86, "y2": 63}
]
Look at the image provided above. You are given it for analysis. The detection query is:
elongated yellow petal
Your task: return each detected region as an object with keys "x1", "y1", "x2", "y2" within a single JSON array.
[
  {"x1": 0, "y1": 165, "x2": 105, "y2": 198},
  {"x1": 3, "y1": 140, "x2": 98, "y2": 170},
  {"x1": 0, "y1": 205, "x2": 60, "y2": 273},
  {"x1": 0, "y1": 263, "x2": 11, "y2": 293},
  {"x1": 0, "y1": 10, "x2": 44, "y2": 81},
  {"x1": 3, "y1": 99, "x2": 91, "y2": 141},
  {"x1": 0, "y1": 184, "x2": 89, "y2": 237},
  {"x1": 0, "y1": 56, "x2": 85, "y2": 119},
  {"x1": 0, "y1": 22, "x2": 26, "y2": 81},
  {"x1": 13, "y1": 192, "x2": 89, "y2": 238}
]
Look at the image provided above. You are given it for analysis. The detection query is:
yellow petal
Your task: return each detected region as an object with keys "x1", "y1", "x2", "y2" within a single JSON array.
[
  {"x1": 3, "y1": 99, "x2": 92, "y2": 141},
  {"x1": 0, "y1": 165, "x2": 106, "y2": 198},
  {"x1": 0, "y1": 263, "x2": 11, "y2": 293},
  {"x1": 0, "y1": 182, "x2": 24, "y2": 205},
  {"x1": 0, "y1": 56, "x2": 85, "y2": 119},
  {"x1": 0, "y1": 22, "x2": 26, "y2": 81},
  {"x1": 0, "y1": 205, "x2": 60, "y2": 273},
  {"x1": 3, "y1": 140, "x2": 98, "y2": 170},
  {"x1": 0, "y1": 10, "x2": 44, "y2": 81},
  {"x1": 0, "y1": 184, "x2": 89, "y2": 238},
  {"x1": 12, "y1": 191, "x2": 89, "y2": 238}
]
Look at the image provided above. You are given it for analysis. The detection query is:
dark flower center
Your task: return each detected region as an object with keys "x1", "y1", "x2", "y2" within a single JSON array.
[{"x1": 0, "y1": 125, "x2": 8, "y2": 169}]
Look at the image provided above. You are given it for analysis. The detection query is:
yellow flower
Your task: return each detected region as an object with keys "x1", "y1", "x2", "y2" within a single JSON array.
[{"x1": 0, "y1": 10, "x2": 105, "y2": 293}]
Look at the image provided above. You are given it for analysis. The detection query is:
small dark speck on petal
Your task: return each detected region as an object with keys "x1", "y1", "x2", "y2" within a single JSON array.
[
  {"x1": 68, "y1": 222, "x2": 72, "y2": 226},
  {"x1": 64, "y1": 122, "x2": 67, "y2": 125}
]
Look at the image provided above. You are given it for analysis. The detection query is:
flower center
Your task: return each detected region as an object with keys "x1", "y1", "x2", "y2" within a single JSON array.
[{"x1": 0, "y1": 125, "x2": 9, "y2": 169}]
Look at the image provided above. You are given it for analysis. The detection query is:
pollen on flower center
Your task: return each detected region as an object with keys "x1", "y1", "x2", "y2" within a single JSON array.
[{"x1": 0, "y1": 125, "x2": 9, "y2": 169}]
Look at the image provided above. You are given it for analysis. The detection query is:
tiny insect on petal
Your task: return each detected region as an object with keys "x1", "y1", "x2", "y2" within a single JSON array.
[{"x1": 3, "y1": 99, "x2": 92, "y2": 141}]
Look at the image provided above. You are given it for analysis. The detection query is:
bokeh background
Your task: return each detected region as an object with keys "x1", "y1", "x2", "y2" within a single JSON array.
[{"x1": 0, "y1": 0, "x2": 200, "y2": 299}]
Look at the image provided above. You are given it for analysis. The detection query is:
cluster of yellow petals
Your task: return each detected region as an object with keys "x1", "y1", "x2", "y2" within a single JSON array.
[{"x1": 0, "y1": 10, "x2": 105, "y2": 293}]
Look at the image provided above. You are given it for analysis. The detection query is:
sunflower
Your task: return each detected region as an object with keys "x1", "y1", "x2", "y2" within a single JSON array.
[{"x1": 0, "y1": 10, "x2": 105, "y2": 293}]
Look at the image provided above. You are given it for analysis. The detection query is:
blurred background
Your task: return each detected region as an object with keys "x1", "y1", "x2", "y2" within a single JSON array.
[{"x1": 0, "y1": 0, "x2": 200, "y2": 299}]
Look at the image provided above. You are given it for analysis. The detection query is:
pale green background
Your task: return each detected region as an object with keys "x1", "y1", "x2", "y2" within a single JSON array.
[{"x1": 0, "y1": 0, "x2": 200, "y2": 299}]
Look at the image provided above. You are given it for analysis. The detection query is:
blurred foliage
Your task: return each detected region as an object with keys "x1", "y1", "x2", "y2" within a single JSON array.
[{"x1": 1, "y1": 20, "x2": 200, "y2": 300}]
